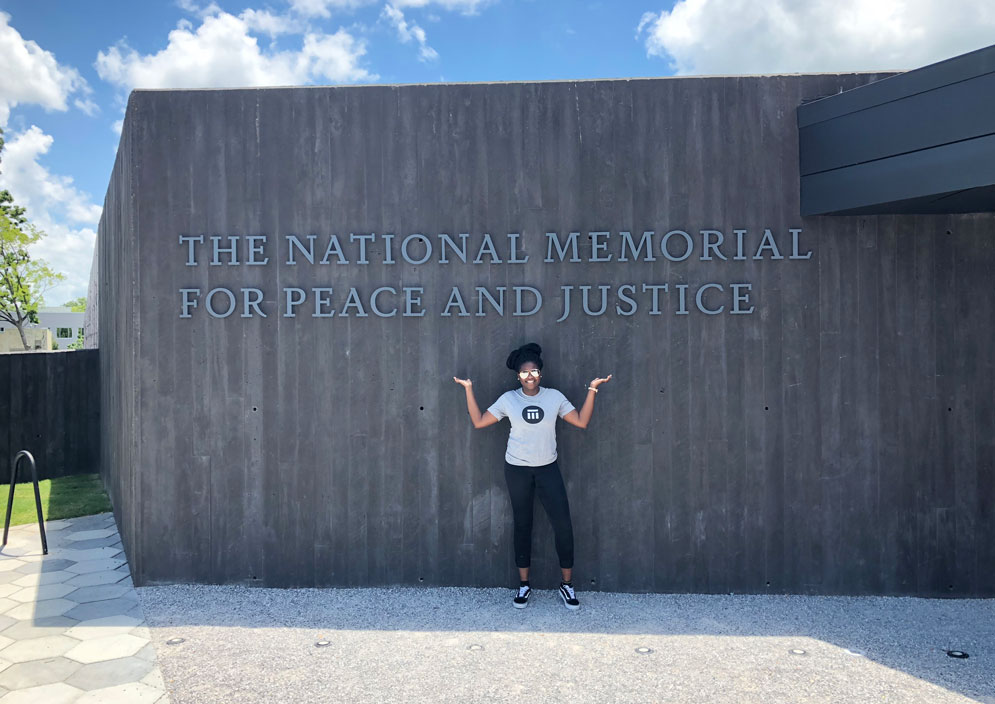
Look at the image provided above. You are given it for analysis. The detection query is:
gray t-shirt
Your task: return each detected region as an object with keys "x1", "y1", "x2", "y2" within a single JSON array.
[{"x1": 487, "y1": 387, "x2": 576, "y2": 466}]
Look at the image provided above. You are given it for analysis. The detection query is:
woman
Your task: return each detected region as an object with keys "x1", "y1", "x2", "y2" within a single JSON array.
[{"x1": 453, "y1": 342, "x2": 611, "y2": 610}]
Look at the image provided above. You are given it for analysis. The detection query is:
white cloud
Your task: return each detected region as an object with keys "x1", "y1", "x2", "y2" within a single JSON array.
[
  {"x1": 176, "y1": 0, "x2": 223, "y2": 19},
  {"x1": 637, "y1": 0, "x2": 995, "y2": 75},
  {"x1": 0, "y1": 126, "x2": 101, "y2": 304},
  {"x1": 0, "y1": 12, "x2": 94, "y2": 126},
  {"x1": 95, "y1": 11, "x2": 375, "y2": 90},
  {"x1": 240, "y1": 8, "x2": 303, "y2": 37},
  {"x1": 392, "y1": 0, "x2": 492, "y2": 15},
  {"x1": 382, "y1": 3, "x2": 439, "y2": 62},
  {"x1": 289, "y1": 0, "x2": 491, "y2": 16},
  {"x1": 288, "y1": 0, "x2": 375, "y2": 18},
  {"x1": 74, "y1": 97, "x2": 100, "y2": 116}
]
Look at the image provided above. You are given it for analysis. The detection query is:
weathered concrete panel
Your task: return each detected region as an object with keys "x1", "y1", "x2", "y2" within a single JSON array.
[{"x1": 99, "y1": 75, "x2": 995, "y2": 595}]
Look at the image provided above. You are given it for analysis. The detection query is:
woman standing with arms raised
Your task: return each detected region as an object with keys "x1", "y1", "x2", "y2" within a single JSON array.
[{"x1": 453, "y1": 343, "x2": 611, "y2": 610}]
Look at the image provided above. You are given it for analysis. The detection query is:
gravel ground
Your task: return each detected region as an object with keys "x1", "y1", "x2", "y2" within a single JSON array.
[{"x1": 138, "y1": 586, "x2": 994, "y2": 704}]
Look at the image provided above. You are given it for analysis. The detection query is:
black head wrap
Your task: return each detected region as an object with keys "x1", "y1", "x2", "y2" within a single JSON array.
[{"x1": 506, "y1": 342, "x2": 543, "y2": 372}]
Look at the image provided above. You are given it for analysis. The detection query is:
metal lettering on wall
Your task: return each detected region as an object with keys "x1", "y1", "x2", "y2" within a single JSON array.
[{"x1": 176, "y1": 228, "x2": 813, "y2": 321}]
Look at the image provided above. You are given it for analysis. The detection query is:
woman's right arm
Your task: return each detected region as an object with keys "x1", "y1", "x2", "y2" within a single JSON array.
[{"x1": 453, "y1": 378, "x2": 501, "y2": 429}]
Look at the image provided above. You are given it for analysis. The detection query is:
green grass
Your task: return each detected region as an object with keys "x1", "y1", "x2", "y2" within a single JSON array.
[{"x1": 0, "y1": 473, "x2": 112, "y2": 527}]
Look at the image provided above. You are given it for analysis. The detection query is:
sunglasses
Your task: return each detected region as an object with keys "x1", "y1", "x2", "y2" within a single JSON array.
[{"x1": 517, "y1": 370, "x2": 541, "y2": 379}]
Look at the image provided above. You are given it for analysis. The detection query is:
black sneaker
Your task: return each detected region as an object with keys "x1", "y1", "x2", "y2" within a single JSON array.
[
  {"x1": 559, "y1": 582, "x2": 580, "y2": 610},
  {"x1": 513, "y1": 585, "x2": 531, "y2": 608}
]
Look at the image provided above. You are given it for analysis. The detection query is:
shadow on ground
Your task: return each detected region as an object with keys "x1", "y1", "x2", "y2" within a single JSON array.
[{"x1": 138, "y1": 585, "x2": 994, "y2": 703}]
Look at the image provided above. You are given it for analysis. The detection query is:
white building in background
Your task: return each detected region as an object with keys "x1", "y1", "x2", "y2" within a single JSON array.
[{"x1": 6, "y1": 307, "x2": 86, "y2": 350}]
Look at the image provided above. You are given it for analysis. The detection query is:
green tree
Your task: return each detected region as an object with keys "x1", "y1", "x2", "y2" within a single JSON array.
[
  {"x1": 0, "y1": 129, "x2": 65, "y2": 351},
  {"x1": 63, "y1": 296, "x2": 87, "y2": 350},
  {"x1": 64, "y1": 296, "x2": 87, "y2": 312},
  {"x1": 0, "y1": 213, "x2": 64, "y2": 350}
]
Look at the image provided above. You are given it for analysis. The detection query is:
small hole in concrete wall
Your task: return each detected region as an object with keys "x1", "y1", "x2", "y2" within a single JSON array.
[
  {"x1": 419, "y1": 577, "x2": 424, "y2": 582},
  {"x1": 948, "y1": 407, "x2": 952, "y2": 412},
  {"x1": 590, "y1": 579, "x2": 596, "y2": 585},
  {"x1": 420, "y1": 406, "x2": 425, "y2": 411},
  {"x1": 766, "y1": 581, "x2": 771, "y2": 587},
  {"x1": 764, "y1": 406, "x2": 769, "y2": 411},
  {"x1": 945, "y1": 230, "x2": 952, "y2": 235},
  {"x1": 252, "y1": 407, "x2": 258, "y2": 412},
  {"x1": 948, "y1": 584, "x2": 954, "y2": 591}
]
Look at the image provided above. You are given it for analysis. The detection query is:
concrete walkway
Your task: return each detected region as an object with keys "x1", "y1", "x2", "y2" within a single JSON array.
[
  {"x1": 140, "y1": 584, "x2": 995, "y2": 704},
  {"x1": 0, "y1": 512, "x2": 168, "y2": 703},
  {"x1": 3, "y1": 512, "x2": 993, "y2": 703}
]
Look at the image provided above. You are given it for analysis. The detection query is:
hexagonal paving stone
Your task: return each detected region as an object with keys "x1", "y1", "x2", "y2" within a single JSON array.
[
  {"x1": 5, "y1": 598, "x2": 77, "y2": 620},
  {"x1": 11, "y1": 570, "x2": 75, "y2": 587},
  {"x1": 0, "y1": 560, "x2": 26, "y2": 573},
  {"x1": 66, "y1": 633, "x2": 148, "y2": 664},
  {"x1": 0, "y1": 615, "x2": 15, "y2": 633},
  {"x1": 0, "y1": 634, "x2": 79, "y2": 663},
  {"x1": 0, "y1": 655, "x2": 82, "y2": 689},
  {"x1": 77, "y1": 681, "x2": 163, "y2": 704},
  {"x1": 134, "y1": 642, "x2": 157, "y2": 662},
  {"x1": 0, "y1": 585, "x2": 18, "y2": 599},
  {"x1": 0, "y1": 636, "x2": 11, "y2": 652},
  {"x1": 65, "y1": 615, "x2": 141, "y2": 641},
  {"x1": 10, "y1": 553, "x2": 47, "y2": 564},
  {"x1": 66, "y1": 529, "x2": 117, "y2": 542},
  {"x1": 0, "y1": 546, "x2": 30, "y2": 557},
  {"x1": 64, "y1": 547, "x2": 123, "y2": 562},
  {"x1": 64, "y1": 515, "x2": 113, "y2": 532},
  {"x1": 42, "y1": 519, "x2": 72, "y2": 531},
  {"x1": 0, "y1": 657, "x2": 10, "y2": 673},
  {"x1": 9, "y1": 583, "x2": 77, "y2": 602},
  {"x1": 66, "y1": 559, "x2": 126, "y2": 575},
  {"x1": 140, "y1": 667, "x2": 166, "y2": 690},
  {"x1": 0, "y1": 598, "x2": 16, "y2": 615},
  {"x1": 65, "y1": 655, "x2": 155, "y2": 691},
  {"x1": 66, "y1": 584, "x2": 132, "y2": 604},
  {"x1": 0, "y1": 681, "x2": 84, "y2": 704},
  {"x1": 65, "y1": 597, "x2": 139, "y2": 622},
  {"x1": 63, "y1": 536, "x2": 120, "y2": 551},
  {"x1": 0, "y1": 572, "x2": 21, "y2": 585},
  {"x1": 0, "y1": 616, "x2": 77, "y2": 641},
  {"x1": 67, "y1": 570, "x2": 130, "y2": 588},
  {"x1": 14, "y1": 559, "x2": 75, "y2": 575}
]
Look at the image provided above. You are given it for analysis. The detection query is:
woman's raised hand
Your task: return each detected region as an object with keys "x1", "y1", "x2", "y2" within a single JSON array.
[
  {"x1": 453, "y1": 377, "x2": 473, "y2": 388},
  {"x1": 590, "y1": 374, "x2": 613, "y2": 389}
]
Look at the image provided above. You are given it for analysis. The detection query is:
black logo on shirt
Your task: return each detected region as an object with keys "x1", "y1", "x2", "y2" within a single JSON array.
[{"x1": 522, "y1": 406, "x2": 544, "y2": 424}]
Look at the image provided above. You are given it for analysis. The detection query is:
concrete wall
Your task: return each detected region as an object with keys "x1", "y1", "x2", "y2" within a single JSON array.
[
  {"x1": 99, "y1": 75, "x2": 995, "y2": 595},
  {"x1": 84, "y1": 245, "x2": 99, "y2": 350},
  {"x1": 0, "y1": 350, "x2": 99, "y2": 480}
]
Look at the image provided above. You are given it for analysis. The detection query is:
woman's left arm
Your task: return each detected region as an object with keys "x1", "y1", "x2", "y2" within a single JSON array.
[{"x1": 562, "y1": 374, "x2": 612, "y2": 429}]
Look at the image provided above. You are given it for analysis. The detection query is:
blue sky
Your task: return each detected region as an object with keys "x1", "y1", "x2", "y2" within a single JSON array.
[{"x1": 1, "y1": 0, "x2": 992, "y2": 305}]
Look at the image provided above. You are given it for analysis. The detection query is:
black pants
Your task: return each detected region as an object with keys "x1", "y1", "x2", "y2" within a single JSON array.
[{"x1": 504, "y1": 460, "x2": 574, "y2": 569}]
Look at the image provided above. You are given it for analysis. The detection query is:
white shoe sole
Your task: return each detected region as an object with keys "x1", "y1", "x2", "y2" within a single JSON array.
[
  {"x1": 513, "y1": 600, "x2": 528, "y2": 609},
  {"x1": 559, "y1": 591, "x2": 580, "y2": 611}
]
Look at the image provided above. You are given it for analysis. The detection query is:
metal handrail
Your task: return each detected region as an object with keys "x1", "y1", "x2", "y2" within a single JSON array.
[{"x1": 2, "y1": 451, "x2": 48, "y2": 555}]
